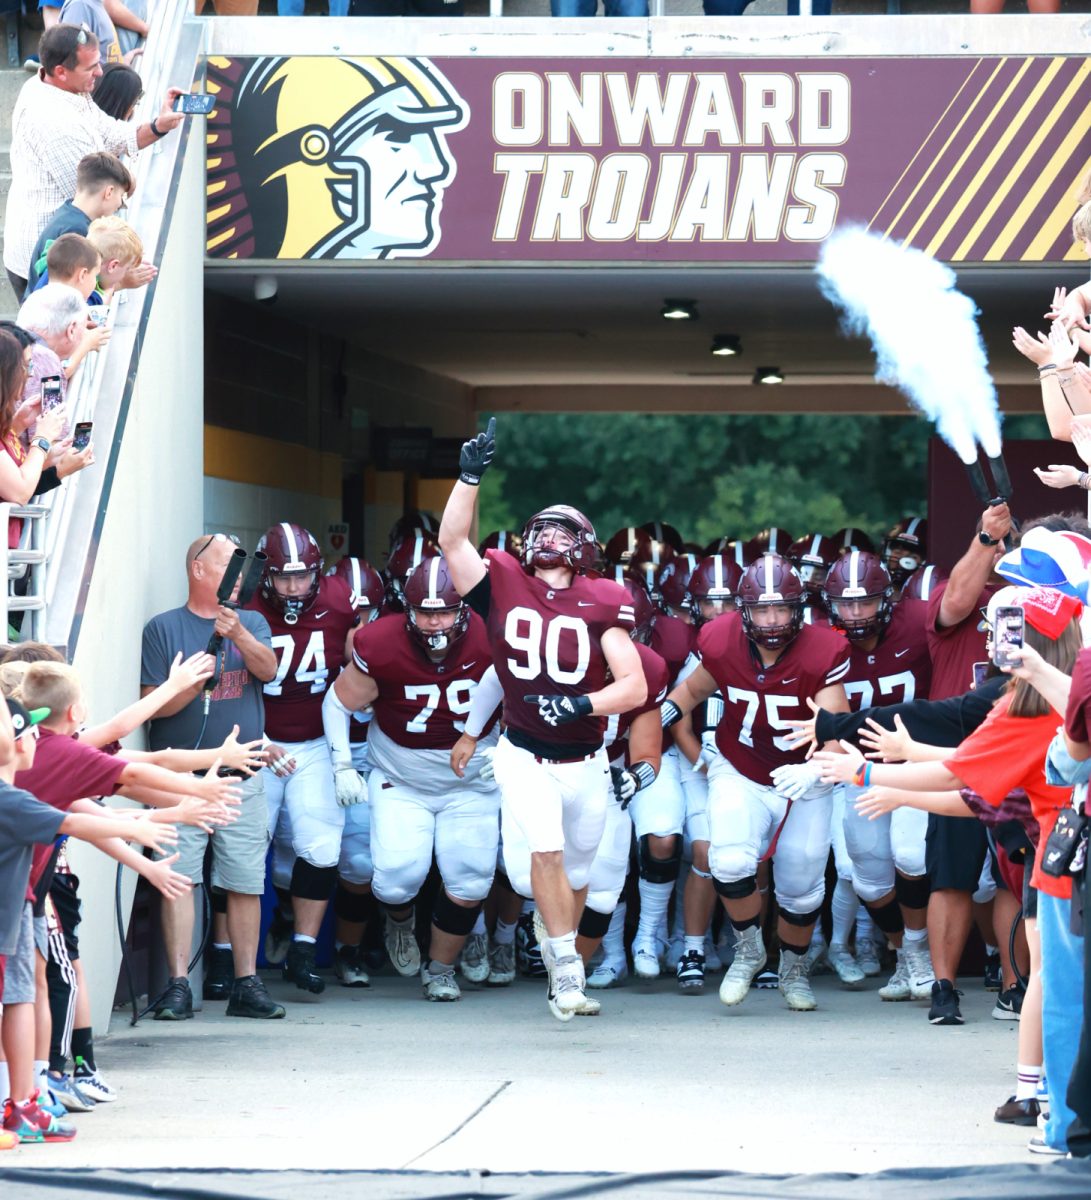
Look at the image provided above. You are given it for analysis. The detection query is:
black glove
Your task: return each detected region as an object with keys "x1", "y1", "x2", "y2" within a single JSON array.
[
  {"x1": 524, "y1": 693, "x2": 593, "y2": 727},
  {"x1": 459, "y1": 416, "x2": 496, "y2": 486},
  {"x1": 610, "y1": 760, "x2": 656, "y2": 809}
]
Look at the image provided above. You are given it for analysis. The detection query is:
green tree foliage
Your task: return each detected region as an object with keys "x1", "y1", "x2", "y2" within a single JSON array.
[{"x1": 476, "y1": 411, "x2": 1048, "y2": 546}]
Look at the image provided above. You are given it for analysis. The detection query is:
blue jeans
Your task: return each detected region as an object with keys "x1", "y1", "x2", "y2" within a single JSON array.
[
  {"x1": 551, "y1": 0, "x2": 647, "y2": 13},
  {"x1": 278, "y1": 0, "x2": 350, "y2": 12},
  {"x1": 1038, "y1": 889, "x2": 1085, "y2": 1150},
  {"x1": 703, "y1": 0, "x2": 830, "y2": 11}
]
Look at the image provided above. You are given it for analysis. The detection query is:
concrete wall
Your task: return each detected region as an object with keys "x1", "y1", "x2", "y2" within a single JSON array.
[{"x1": 68, "y1": 127, "x2": 207, "y2": 1036}]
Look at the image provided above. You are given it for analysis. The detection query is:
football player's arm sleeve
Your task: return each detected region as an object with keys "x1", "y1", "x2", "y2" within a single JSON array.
[
  {"x1": 464, "y1": 666, "x2": 502, "y2": 739},
  {"x1": 322, "y1": 683, "x2": 354, "y2": 768},
  {"x1": 464, "y1": 573, "x2": 492, "y2": 620}
]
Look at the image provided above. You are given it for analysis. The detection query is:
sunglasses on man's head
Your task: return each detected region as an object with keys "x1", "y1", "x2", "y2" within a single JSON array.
[{"x1": 194, "y1": 532, "x2": 241, "y2": 561}]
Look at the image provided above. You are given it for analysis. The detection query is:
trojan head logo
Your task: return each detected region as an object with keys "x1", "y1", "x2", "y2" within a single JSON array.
[{"x1": 206, "y1": 56, "x2": 468, "y2": 261}]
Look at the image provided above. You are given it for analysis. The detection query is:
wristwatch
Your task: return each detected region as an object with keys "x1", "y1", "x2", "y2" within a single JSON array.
[
  {"x1": 33, "y1": 437, "x2": 51, "y2": 454},
  {"x1": 977, "y1": 530, "x2": 1000, "y2": 547}
]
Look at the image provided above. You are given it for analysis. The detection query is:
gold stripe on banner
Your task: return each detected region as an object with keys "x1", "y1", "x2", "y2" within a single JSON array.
[
  {"x1": 920, "y1": 58, "x2": 1059, "y2": 255},
  {"x1": 986, "y1": 100, "x2": 1091, "y2": 261},
  {"x1": 868, "y1": 59, "x2": 985, "y2": 234},
  {"x1": 955, "y1": 62, "x2": 1091, "y2": 260},
  {"x1": 1019, "y1": 157, "x2": 1091, "y2": 261},
  {"x1": 880, "y1": 59, "x2": 1009, "y2": 240},
  {"x1": 899, "y1": 58, "x2": 1034, "y2": 249}
]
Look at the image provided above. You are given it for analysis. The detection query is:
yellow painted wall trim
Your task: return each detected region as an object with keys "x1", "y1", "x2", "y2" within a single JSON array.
[{"x1": 205, "y1": 425, "x2": 341, "y2": 499}]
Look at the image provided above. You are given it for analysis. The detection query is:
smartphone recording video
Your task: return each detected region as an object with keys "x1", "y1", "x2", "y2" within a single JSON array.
[
  {"x1": 172, "y1": 93, "x2": 216, "y2": 116},
  {"x1": 72, "y1": 422, "x2": 92, "y2": 452},
  {"x1": 991, "y1": 606, "x2": 1025, "y2": 670}
]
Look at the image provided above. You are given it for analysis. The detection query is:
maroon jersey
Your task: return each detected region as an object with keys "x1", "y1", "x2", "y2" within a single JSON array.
[
  {"x1": 650, "y1": 613, "x2": 695, "y2": 751},
  {"x1": 841, "y1": 598, "x2": 932, "y2": 712},
  {"x1": 352, "y1": 612, "x2": 492, "y2": 751},
  {"x1": 698, "y1": 613, "x2": 850, "y2": 785},
  {"x1": 483, "y1": 549, "x2": 635, "y2": 751},
  {"x1": 604, "y1": 643, "x2": 670, "y2": 760},
  {"x1": 248, "y1": 575, "x2": 355, "y2": 742}
]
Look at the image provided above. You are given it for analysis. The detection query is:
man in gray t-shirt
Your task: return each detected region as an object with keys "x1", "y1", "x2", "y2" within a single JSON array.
[{"x1": 140, "y1": 533, "x2": 281, "y2": 1021}]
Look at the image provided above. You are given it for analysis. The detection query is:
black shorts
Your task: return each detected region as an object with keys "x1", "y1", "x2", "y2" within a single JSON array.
[
  {"x1": 48, "y1": 872, "x2": 82, "y2": 961},
  {"x1": 1023, "y1": 848, "x2": 1038, "y2": 920},
  {"x1": 926, "y1": 813, "x2": 988, "y2": 892}
]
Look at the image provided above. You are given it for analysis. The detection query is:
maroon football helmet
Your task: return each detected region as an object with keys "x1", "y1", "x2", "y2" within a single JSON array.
[
  {"x1": 388, "y1": 510, "x2": 440, "y2": 549},
  {"x1": 257, "y1": 522, "x2": 323, "y2": 625},
  {"x1": 688, "y1": 555, "x2": 744, "y2": 627},
  {"x1": 736, "y1": 554, "x2": 805, "y2": 650},
  {"x1": 403, "y1": 555, "x2": 470, "y2": 654},
  {"x1": 658, "y1": 553, "x2": 700, "y2": 614},
  {"x1": 604, "y1": 526, "x2": 653, "y2": 567},
  {"x1": 745, "y1": 528, "x2": 795, "y2": 562},
  {"x1": 522, "y1": 505, "x2": 598, "y2": 573},
  {"x1": 834, "y1": 527, "x2": 876, "y2": 555},
  {"x1": 327, "y1": 556, "x2": 384, "y2": 623},
  {"x1": 788, "y1": 533, "x2": 839, "y2": 593},
  {"x1": 882, "y1": 517, "x2": 929, "y2": 587},
  {"x1": 823, "y1": 550, "x2": 894, "y2": 642},
  {"x1": 902, "y1": 562, "x2": 944, "y2": 603},
  {"x1": 620, "y1": 576, "x2": 656, "y2": 645},
  {"x1": 385, "y1": 531, "x2": 439, "y2": 610},
  {"x1": 640, "y1": 521, "x2": 685, "y2": 554},
  {"x1": 628, "y1": 560, "x2": 662, "y2": 605},
  {"x1": 479, "y1": 529, "x2": 524, "y2": 560}
]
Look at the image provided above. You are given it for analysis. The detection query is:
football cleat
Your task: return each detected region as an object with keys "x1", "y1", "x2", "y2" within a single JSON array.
[
  {"x1": 421, "y1": 962, "x2": 461, "y2": 1002},
  {"x1": 516, "y1": 912, "x2": 548, "y2": 978},
  {"x1": 486, "y1": 940, "x2": 516, "y2": 987},
  {"x1": 778, "y1": 948, "x2": 818, "y2": 1011},
  {"x1": 551, "y1": 956, "x2": 587, "y2": 1018},
  {"x1": 878, "y1": 949, "x2": 911, "y2": 1001},
  {"x1": 676, "y1": 950, "x2": 706, "y2": 995},
  {"x1": 459, "y1": 933, "x2": 490, "y2": 984},
  {"x1": 587, "y1": 961, "x2": 628, "y2": 989},
  {"x1": 384, "y1": 917, "x2": 421, "y2": 978},
  {"x1": 333, "y1": 944, "x2": 371, "y2": 988},
  {"x1": 632, "y1": 941, "x2": 661, "y2": 981},
  {"x1": 905, "y1": 940, "x2": 936, "y2": 1000},
  {"x1": 827, "y1": 942, "x2": 865, "y2": 988},
  {"x1": 855, "y1": 936, "x2": 883, "y2": 977},
  {"x1": 719, "y1": 926, "x2": 766, "y2": 1007},
  {"x1": 283, "y1": 940, "x2": 325, "y2": 994}
]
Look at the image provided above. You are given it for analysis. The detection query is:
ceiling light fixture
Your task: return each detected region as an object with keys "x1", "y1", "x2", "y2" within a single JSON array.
[
  {"x1": 660, "y1": 298, "x2": 697, "y2": 321},
  {"x1": 753, "y1": 365, "x2": 784, "y2": 385},
  {"x1": 711, "y1": 335, "x2": 742, "y2": 357}
]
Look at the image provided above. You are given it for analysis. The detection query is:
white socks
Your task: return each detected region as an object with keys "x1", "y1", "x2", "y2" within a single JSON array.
[
  {"x1": 549, "y1": 931, "x2": 577, "y2": 962},
  {"x1": 831, "y1": 878, "x2": 858, "y2": 945},
  {"x1": 1016, "y1": 1063, "x2": 1042, "y2": 1100},
  {"x1": 636, "y1": 879, "x2": 673, "y2": 945},
  {"x1": 470, "y1": 911, "x2": 487, "y2": 937},
  {"x1": 601, "y1": 903, "x2": 626, "y2": 966},
  {"x1": 494, "y1": 918, "x2": 517, "y2": 946},
  {"x1": 904, "y1": 925, "x2": 928, "y2": 944}
]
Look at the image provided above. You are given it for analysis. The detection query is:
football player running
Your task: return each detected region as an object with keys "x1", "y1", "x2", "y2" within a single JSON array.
[
  {"x1": 247, "y1": 523, "x2": 357, "y2": 995},
  {"x1": 662, "y1": 554, "x2": 851, "y2": 1012},
  {"x1": 322, "y1": 556, "x2": 498, "y2": 1002},
  {"x1": 439, "y1": 418, "x2": 647, "y2": 1022}
]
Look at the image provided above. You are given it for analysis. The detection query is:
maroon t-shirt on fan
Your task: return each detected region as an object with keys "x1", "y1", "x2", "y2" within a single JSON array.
[
  {"x1": 842, "y1": 598, "x2": 933, "y2": 711},
  {"x1": 926, "y1": 580, "x2": 998, "y2": 700},
  {"x1": 698, "y1": 613, "x2": 849, "y2": 785},
  {"x1": 19, "y1": 728, "x2": 127, "y2": 891},
  {"x1": 604, "y1": 643, "x2": 670, "y2": 760},
  {"x1": 484, "y1": 549, "x2": 634, "y2": 752},
  {"x1": 352, "y1": 612, "x2": 493, "y2": 751},
  {"x1": 1064, "y1": 648, "x2": 1091, "y2": 744},
  {"x1": 248, "y1": 574, "x2": 356, "y2": 742}
]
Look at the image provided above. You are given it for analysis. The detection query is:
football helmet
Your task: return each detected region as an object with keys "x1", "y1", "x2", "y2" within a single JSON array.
[
  {"x1": 327, "y1": 556, "x2": 384, "y2": 622},
  {"x1": 688, "y1": 554, "x2": 744, "y2": 627},
  {"x1": 257, "y1": 522, "x2": 323, "y2": 625},
  {"x1": 640, "y1": 521, "x2": 685, "y2": 554},
  {"x1": 522, "y1": 505, "x2": 598, "y2": 573},
  {"x1": 745, "y1": 527, "x2": 794, "y2": 562},
  {"x1": 385, "y1": 532, "x2": 439, "y2": 609},
  {"x1": 788, "y1": 534, "x2": 839, "y2": 593},
  {"x1": 479, "y1": 529, "x2": 524, "y2": 560},
  {"x1": 882, "y1": 517, "x2": 929, "y2": 587},
  {"x1": 658, "y1": 553, "x2": 700, "y2": 614},
  {"x1": 736, "y1": 554, "x2": 805, "y2": 650},
  {"x1": 388, "y1": 510, "x2": 440, "y2": 549},
  {"x1": 628, "y1": 560, "x2": 662, "y2": 605},
  {"x1": 833, "y1": 527, "x2": 876, "y2": 555},
  {"x1": 403, "y1": 555, "x2": 470, "y2": 654},
  {"x1": 620, "y1": 576, "x2": 656, "y2": 645},
  {"x1": 823, "y1": 551, "x2": 894, "y2": 643},
  {"x1": 604, "y1": 526, "x2": 653, "y2": 567},
  {"x1": 902, "y1": 562, "x2": 944, "y2": 603}
]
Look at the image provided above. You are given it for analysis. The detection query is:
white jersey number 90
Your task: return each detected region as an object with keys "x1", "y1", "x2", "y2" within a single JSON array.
[{"x1": 504, "y1": 606, "x2": 590, "y2": 686}]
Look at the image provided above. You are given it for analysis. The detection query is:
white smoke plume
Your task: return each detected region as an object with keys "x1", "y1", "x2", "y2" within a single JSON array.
[{"x1": 816, "y1": 227, "x2": 1001, "y2": 463}]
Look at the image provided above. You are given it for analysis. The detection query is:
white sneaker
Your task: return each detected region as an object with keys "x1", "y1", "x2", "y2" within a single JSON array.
[
  {"x1": 549, "y1": 955, "x2": 586, "y2": 1021},
  {"x1": 421, "y1": 962, "x2": 461, "y2": 1002},
  {"x1": 878, "y1": 948, "x2": 911, "y2": 1001},
  {"x1": 587, "y1": 961, "x2": 628, "y2": 989},
  {"x1": 532, "y1": 910, "x2": 554, "y2": 981},
  {"x1": 904, "y1": 940, "x2": 936, "y2": 1000},
  {"x1": 803, "y1": 935, "x2": 828, "y2": 976},
  {"x1": 384, "y1": 917, "x2": 421, "y2": 977},
  {"x1": 459, "y1": 932, "x2": 490, "y2": 984},
  {"x1": 632, "y1": 942, "x2": 661, "y2": 980},
  {"x1": 778, "y1": 948, "x2": 818, "y2": 1011},
  {"x1": 856, "y1": 936, "x2": 882, "y2": 977},
  {"x1": 487, "y1": 940, "x2": 516, "y2": 986},
  {"x1": 573, "y1": 991, "x2": 602, "y2": 1017},
  {"x1": 718, "y1": 926, "x2": 766, "y2": 1007},
  {"x1": 73, "y1": 1067, "x2": 116, "y2": 1103},
  {"x1": 828, "y1": 942, "x2": 866, "y2": 988}
]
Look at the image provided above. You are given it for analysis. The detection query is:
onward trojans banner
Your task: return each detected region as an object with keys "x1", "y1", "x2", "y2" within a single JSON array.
[{"x1": 205, "y1": 55, "x2": 1091, "y2": 264}]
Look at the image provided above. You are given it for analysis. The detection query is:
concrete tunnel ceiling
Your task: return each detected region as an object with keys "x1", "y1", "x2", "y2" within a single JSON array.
[{"x1": 204, "y1": 264, "x2": 1066, "y2": 403}]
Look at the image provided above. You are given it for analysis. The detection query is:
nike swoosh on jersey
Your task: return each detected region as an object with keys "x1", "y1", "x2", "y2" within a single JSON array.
[
  {"x1": 577, "y1": 602, "x2": 595, "y2": 607},
  {"x1": 894, "y1": 648, "x2": 910, "y2": 658},
  {"x1": 315, "y1": 611, "x2": 328, "y2": 619},
  {"x1": 463, "y1": 662, "x2": 477, "y2": 670},
  {"x1": 782, "y1": 677, "x2": 798, "y2": 684}
]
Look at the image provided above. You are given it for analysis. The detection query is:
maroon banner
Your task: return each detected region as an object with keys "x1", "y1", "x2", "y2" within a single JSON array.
[{"x1": 205, "y1": 55, "x2": 1090, "y2": 264}]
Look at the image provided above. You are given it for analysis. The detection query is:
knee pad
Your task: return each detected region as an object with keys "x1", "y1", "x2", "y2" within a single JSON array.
[
  {"x1": 578, "y1": 906, "x2": 613, "y2": 940},
  {"x1": 710, "y1": 845, "x2": 756, "y2": 884},
  {"x1": 290, "y1": 858, "x2": 338, "y2": 902},
  {"x1": 638, "y1": 834, "x2": 682, "y2": 884},
  {"x1": 851, "y1": 866, "x2": 896, "y2": 906},
  {"x1": 333, "y1": 883, "x2": 371, "y2": 925},
  {"x1": 895, "y1": 872, "x2": 931, "y2": 911},
  {"x1": 866, "y1": 896, "x2": 904, "y2": 936},
  {"x1": 713, "y1": 875, "x2": 757, "y2": 900},
  {"x1": 780, "y1": 904, "x2": 822, "y2": 928},
  {"x1": 431, "y1": 891, "x2": 482, "y2": 937},
  {"x1": 210, "y1": 887, "x2": 228, "y2": 915}
]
